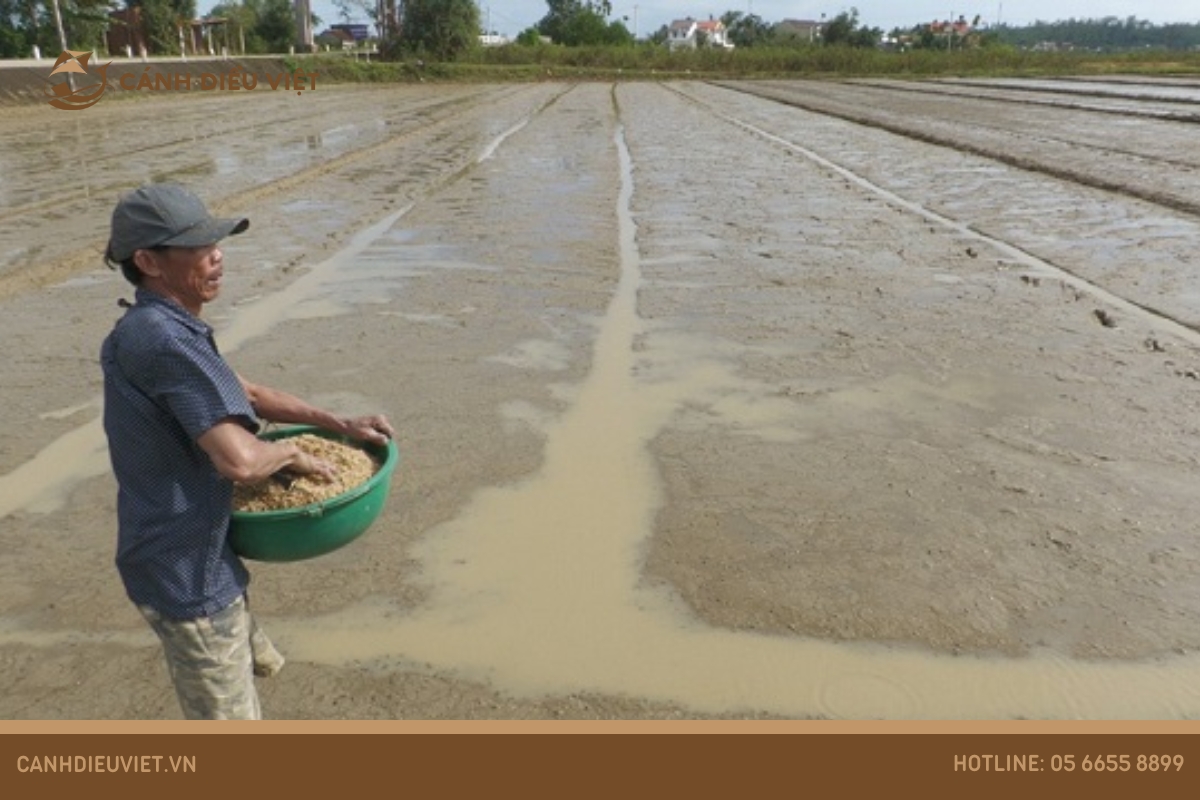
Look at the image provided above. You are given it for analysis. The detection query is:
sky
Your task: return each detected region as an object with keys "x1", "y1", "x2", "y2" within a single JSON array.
[{"x1": 198, "y1": 2, "x2": 1200, "y2": 38}]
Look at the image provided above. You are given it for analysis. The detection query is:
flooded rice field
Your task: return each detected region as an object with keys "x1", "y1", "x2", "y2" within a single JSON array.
[{"x1": 2, "y1": 77, "x2": 1200, "y2": 719}]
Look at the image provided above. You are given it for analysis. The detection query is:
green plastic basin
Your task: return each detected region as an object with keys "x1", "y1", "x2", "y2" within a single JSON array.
[{"x1": 229, "y1": 426, "x2": 399, "y2": 563}]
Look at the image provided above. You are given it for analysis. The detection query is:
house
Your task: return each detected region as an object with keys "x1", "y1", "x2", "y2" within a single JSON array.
[
  {"x1": 929, "y1": 16, "x2": 973, "y2": 40},
  {"x1": 317, "y1": 28, "x2": 357, "y2": 50},
  {"x1": 929, "y1": 16, "x2": 983, "y2": 49},
  {"x1": 330, "y1": 23, "x2": 372, "y2": 43},
  {"x1": 667, "y1": 17, "x2": 732, "y2": 50},
  {"x1": 775, "y1": 19, "x2": 823, "y2": 43},
  {"x1": 696, "y1": 18, "x2": 731, "y2": 48},
  {"x1": 667, "y1": 17, "x2": 697, "y2": 49}
]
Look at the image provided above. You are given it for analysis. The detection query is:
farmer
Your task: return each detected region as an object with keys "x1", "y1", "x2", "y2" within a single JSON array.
[{"x1": 100, "y1": 183, "x2": 394, "y2": 719}]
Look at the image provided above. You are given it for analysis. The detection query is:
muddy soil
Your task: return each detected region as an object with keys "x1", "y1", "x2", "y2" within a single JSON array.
[{"x1": 2, "y1": 78, "x2": 1200, "y2": 720}]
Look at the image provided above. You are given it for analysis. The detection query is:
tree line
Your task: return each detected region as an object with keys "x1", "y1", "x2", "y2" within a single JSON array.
[
  {"x1": 521, "y1": 6, "x2": 1200, "y2": 53},
  {"x1": 993, "y1": 17, "x2": 1200, "y2": 51},
  {"x1": 3, "y1": 1, "x2": 1198, "y2": 61},
  {"x1": 1, "y1": 0, "x2": 126, "y2": 57},
  {"x1": 0, "y1": 0, "x2": 304, "y2": 58}
]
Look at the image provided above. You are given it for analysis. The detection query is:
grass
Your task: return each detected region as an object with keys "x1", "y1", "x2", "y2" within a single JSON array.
[{"x1": 285, "y1": 45, "x2": 1200, "y2": 85}]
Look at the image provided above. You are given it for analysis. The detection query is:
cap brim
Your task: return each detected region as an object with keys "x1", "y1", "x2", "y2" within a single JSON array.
[{"x1": 161, "y1": 216, "x2": 249, "y2": 249}]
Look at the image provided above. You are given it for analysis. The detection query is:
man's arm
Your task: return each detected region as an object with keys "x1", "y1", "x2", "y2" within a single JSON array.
[
  {"x1": 238, "y1": 376, "x2": 395, "y2": 446},
  {"x1": 197, "y1": 419, "x2": 335, "y2": 484}
]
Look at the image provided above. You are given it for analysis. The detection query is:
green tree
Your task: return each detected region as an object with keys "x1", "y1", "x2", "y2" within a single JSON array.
[
  {"x1": 603, "y1": 19, "x2": 632, "y2": 45},
  {"x1": 127, "y1": 0, "x2": 195, "y2": 54},
  {"x1": 0, "y1": 0, "x2": 30, "y2": 57},
  {"x1": 993, "y1": 16, "x2": 1200, "y2": 51},
  {"x1": 721, "y1": 10, "x2": 772, "y2": 48},
  {"x1": 248, "y1": 0, "x2": 293, "y2": 52},
  {"x1": 820, "y1": 8, "x2": 879, "y2": 48},
  {"x1": 0, "y1": 0, "x2": 46, "y2": 56},
  {"x1": 398, "y1": 0, "x2": 480, "y2": 61},
  {"x1": 0, "y1": 0, "x2": 141, "y2": 56},
  {"x1": 331, "y1": 0, "x2": 374, "y2": 29},
  {"x1": 59, "y1": 0, "x2": 113, "y2": 51},
  {"x1": 210, "y1": 1, "x2": 257, "y2": 54},
  {"x1": 515, "y1": 26, "x2": 541, "y2": 46},
  {"x1": 537, "y1": 0, "x2": 621, "y2": 46}
]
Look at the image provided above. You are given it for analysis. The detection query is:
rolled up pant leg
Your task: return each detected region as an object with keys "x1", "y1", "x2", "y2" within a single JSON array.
[
  {"x1": 138, "y1": 595, "x2": 261, "y2": 720},
  {"x1": 246, "y1": 595, "x2": 285, "y2": 678}
]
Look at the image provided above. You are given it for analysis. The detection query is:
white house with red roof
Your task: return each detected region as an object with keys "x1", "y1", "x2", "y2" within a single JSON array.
[{"x1": 668, "y1": 16, "x2": 733, "y2": 50}]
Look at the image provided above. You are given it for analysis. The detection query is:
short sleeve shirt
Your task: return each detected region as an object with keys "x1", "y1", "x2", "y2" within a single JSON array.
[{"x1": 100, "y1": 288, "x2": 259, "y2": 619}]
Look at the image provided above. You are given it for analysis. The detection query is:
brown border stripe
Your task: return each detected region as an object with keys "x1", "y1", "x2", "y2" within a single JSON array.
[
  {"x1": 3, "y1": 729, "x2": 1199, "y2": 799},
  {"x1": 4, "y1": 721, "x2": 1200, "y2": 734}
]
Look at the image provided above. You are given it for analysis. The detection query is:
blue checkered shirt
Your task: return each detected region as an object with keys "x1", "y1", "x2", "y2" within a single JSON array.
[{"x1": 101, "y1": 288, "x2": 259, "y2": 620}]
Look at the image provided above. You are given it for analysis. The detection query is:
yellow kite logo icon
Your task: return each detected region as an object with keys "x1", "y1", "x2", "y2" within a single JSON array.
[{"x1": 45, "y1": 50, "x2": 112, "y2": 110}]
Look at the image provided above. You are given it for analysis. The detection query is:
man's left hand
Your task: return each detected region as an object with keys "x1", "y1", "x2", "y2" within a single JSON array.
[{"x1": 341, "y1": 415, "x2": 395, "y2": 446}]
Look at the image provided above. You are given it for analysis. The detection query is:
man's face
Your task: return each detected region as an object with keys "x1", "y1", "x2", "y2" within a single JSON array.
[{"x1": 140, "y1": 244, "x2": 224, "y2": 314}]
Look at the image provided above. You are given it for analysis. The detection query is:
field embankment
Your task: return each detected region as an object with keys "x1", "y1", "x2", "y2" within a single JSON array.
[{"x1": 5, "y1": 46, "x2": 1200, "y2": 106}]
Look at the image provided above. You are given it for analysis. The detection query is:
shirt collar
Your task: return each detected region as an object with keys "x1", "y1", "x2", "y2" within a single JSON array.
[{"x1": 133, "y1": 287, "x2": 213, "y2": 338}]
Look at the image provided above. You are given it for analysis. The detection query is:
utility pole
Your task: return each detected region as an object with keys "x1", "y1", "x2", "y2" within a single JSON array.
[
  {"x1": 379, "y1": 0, "x2": 402, "y2": 42},
  {"x1": 49, "y1": 0, "x2": 69, "y2": 55},
  {"x1": 49, "y1": 0, "x2": 73, "y2": 89},
  {"x1": 294, "y1": 0, "x2": 313, "y2": 51}
]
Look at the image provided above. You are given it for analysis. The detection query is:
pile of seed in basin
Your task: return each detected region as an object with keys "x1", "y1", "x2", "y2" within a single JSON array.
[{"x1": 232, "y1": 434, "x2": 380, "y2": 512}]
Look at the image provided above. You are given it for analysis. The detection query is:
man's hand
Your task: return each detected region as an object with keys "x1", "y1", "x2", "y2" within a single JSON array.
[
  {"x1": 200, "y1": 419, "x2": 338, "y2": 485},
  {"x1": 340, "y1": 414, "x2": 395, "y2": 446},
  {"x1": 288, "y1": 448, "x2": 336, "y2": 483}
]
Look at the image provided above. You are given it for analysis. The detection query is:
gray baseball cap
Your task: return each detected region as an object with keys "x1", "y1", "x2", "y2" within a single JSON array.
[{"x1": 107, "y1": 183, "x2": 249, "y2": 262}]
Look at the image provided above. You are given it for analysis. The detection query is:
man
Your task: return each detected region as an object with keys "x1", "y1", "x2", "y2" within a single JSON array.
[{"x1": 100, "y1": 183, "x2": 394, "y2": 719}]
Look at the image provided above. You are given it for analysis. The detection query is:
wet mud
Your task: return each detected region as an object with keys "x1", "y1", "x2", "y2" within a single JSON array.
[{"x1": 3, "y1": 78, "x2": 1200, "y2": 719}]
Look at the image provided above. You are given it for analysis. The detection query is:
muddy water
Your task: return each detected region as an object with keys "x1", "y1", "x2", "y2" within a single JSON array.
[
  {"x1": 951, "y1": 77, "x2": 1200, "y2": 103},
  {"x1": 0, "y1": 207, "x2": 415, "y2": 518},
  {"x1": 0, "y1": 86, "x2": 549, "y2": 518},
  {"x1": 716, "y1": 109, "x2": 1200, "y2": 349},
  {"x1": 4, "y1": 81, "x2": 1200, "y2": 719},
  {"x1": 257, "y1": 92, "x2": 1200, "y2": 720},
  {"x1": 0, "y1": 84, "x2": 520, "y2": 285},
  {"x1": 706, "y1": 80, "x2": 1200, "y2": 326},
  {"x1": 855, "y1": 78, "x2": 1200, "y2": 120}
]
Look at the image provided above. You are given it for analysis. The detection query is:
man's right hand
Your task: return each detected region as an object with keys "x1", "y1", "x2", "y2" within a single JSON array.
[
  {"x1": 200, "y1": 419, "x2": 335, "y2": 485},
  {"x1": 289, "y1": 447, "x2": 336, "y2": 483}
]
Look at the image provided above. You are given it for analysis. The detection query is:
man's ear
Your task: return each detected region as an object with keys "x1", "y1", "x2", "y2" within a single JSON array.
[{"x1": 132, "y1": 249, "x2": 163, "y2": 279}]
